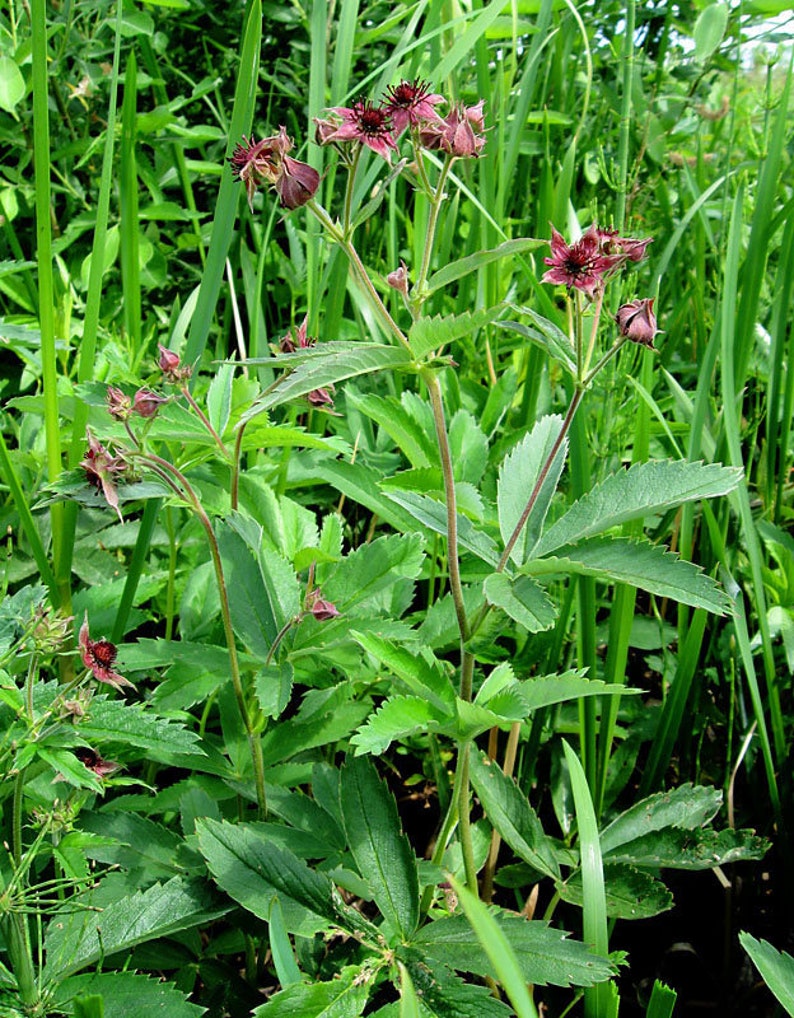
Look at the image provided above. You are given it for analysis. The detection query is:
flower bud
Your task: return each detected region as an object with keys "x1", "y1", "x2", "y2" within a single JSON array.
[
  {"x1": 132, "y1": 388, "x2": 168, "y2": 419},
  {"x1": 106, "y1": 386, "x2": 132, "y2": 421},
  {"x1": 386, "y1": 261, "x2": 409, "y2": 296},
  {"x1": 275, "y1": 156, "x2": 320, "y2": 210},
  {"x1": 616, "y1": 298, "x2": 660, "y2": 349}
]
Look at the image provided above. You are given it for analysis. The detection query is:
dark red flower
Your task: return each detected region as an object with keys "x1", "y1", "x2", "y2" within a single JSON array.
[
  {"x1": 79, "y1": 613, "x2": 136, "y2": 692},
  {"x1": 279, "y1": 315, "x2": 316, "y2": 354},
  {"x1": 320, "y1": 101, "x2": 398, "y2": 161},
  {"x1": 307, "y1": 386, "x2": 335, "y2": 409},
  {"x1": 230, "y1": 128, "x2": 292, "y2": 209},
  {"x1": 615, "y1": 298, "x2": 660, "y2": 348},
  {"x1": 597, "y1": 227, "x2": 653, "y2": 262},
  {"x1": 541, "y1": 225, "x2": 625, "y2": 299},
  {"x1": 74, "y1": 748, "x2": 120, "y2": 780},
  {"x1": 275, "y1": 156, "x2": 320, "y2": 210},
  {"x1": 133, "y1": 388, "x2": 168, "y2": 419},
  {"x1": 386, "y1": 261, "x2": 409, "y2": 296},
  {"x1": 383, "y1": 79, "x2": 444, "y2": 136},
  {"x1": 80, "y1": 429, "x2": 127, "y2": 521}
]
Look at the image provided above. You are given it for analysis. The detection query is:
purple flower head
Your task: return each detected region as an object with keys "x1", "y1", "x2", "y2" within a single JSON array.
[
  {"x1": 541, "y1": 225, "x2": 625, "y2": 299},
  {"x1": 615, "y1": 298, "x2": 660, "y2": 349},
  {"x1": 74, "y1": 747, "x2": 120, "y2": 780},
  {"x1": 79, "y1": 613, "x2": 136, "y2": 692},
  {"x1": 321, "y1": 101, "x2": 398, "y2": 161},
  {"x1": 419, "y1": 100, "x2": 486, "y2": 158},
  {"x1": 158, "y1": 344, "x2": 192, "y2": 384},
  {"x1": 383, "y1": 79, "x2": 444, "y2": 136}
]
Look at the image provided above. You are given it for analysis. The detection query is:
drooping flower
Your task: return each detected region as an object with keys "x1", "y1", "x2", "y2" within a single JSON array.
[
  {"x1": 158, "y1": 344, "x2": 192, "y2": 384},
  {"x1": 318, "y1": 101, "x2": 398, "y2": 161},
  {"x1": 615, "y1": 298, "x2": 660, "y2": 349},
  {"x1": 383, "y1": 78, "x2": 444, "y2": 136},
  {"x1": 78, "y1": 613, "x2": 136, "y2": 692},
  {"x1": 541, "y1": 225, "x2": 625, "y2": 299},
  {"x1": 419, "y1": 100, "x2": 486, "y2": 158},
  {"x1": 80, "y1": 429, "x2": 128, "y2": 521},
  {"x1": 307, "y1": 386, "x2": 335, "y2": 409},
  {"x1": 132, "y1": 388, "x2": 169, "y2": 419},
  {"x1": 386, "y1": 261, "x2": 409, "y2": 297},
  {"x1": 306, "y1": 588, "x2": 341, "y2": 621}
]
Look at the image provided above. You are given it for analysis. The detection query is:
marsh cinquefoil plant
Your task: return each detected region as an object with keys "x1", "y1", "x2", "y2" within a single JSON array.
[{"x1": 2, "y1": 69, "x2": 770, "y2": 1018}]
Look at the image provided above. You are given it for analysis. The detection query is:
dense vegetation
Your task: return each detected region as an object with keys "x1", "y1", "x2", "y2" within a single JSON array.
[{"x1": 0, "y1": 0, "x2": 793, "y2": 1015}]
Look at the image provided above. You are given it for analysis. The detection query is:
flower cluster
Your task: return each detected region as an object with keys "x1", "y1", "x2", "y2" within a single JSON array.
[
  {"x1": 542, "y1": 223, "x2": 660, "y2": 349},
  {"x1": 229, "y1": 127, "x2": 320, "y2": 211},
  {"x1": 314, "y1": 80, "x2": 486, "y2": 162}
]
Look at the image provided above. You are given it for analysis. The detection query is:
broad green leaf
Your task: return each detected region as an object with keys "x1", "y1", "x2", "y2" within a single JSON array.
[
  {"x1": 528, "y1": 538, "x2": 732, "y2": 614},
  {"x1": 383, "y1": 490, "x2": 499, "y2": 566},
  {"x1": 483, "y1": 573, "x2": 557, "y2": 633},
  {"x1": 340, "y1": 756, "x2": 420, "y2": 939},
  {"x1": 351, "y1": 631, "x2": 454, "y2": 713},
  {"x1": 73, "y1": 995, "x2": 104, "y2": 1018},
  {"x1": 323, "y1": 533, "x2": 425, "y2": 613},
  {"x1": 78, "y1": 812, "x2": 185, "y2": 878},
  {"x1": 398, "y1": 962, "x2": 422, "y2": 1018},
  {"x1": 310, "y1": 459, "x2": 430, "y2": 534},
  {"x1": 447, "y1": 880, "x2": 539, "y2": 1017},
  {"x1": 239, "y1": 343, "x2": 413, "y2": 421},
  {"x1": 603, "y1": 827, "x2": 769, "y2": 870},
  {"x1": 350, "y1": 695, "x2": 447, "y2": 755},
  {"x1": 268, "y1": 896, "x2": 302, "y2": 988},
  {"x1": 254, "y1": 661, "x2": 294, "y2": 720},
  {"x1": 251, "y1": 965, "x2": 374, "y2": 1017},
  {"x1": 43, "y1": 877, "x2": 225, "y2": 980},
  {"x1": 694, "y1": 3, "x2": 729, "y2": 62},
  {"x1": 599, "y1": 784, "x2": 722, "y2": 855},
  {"x1": 260, "y1": 698, "x2": 370, "y2": 768},
  {"x1": 416, "y1": 912, "x2": 614, "y2": 989},
  {"x1": 535, "y1": 460, "x2": 742, "y2": 557},
  {"x1": 558, "y1": 864, "x2": 673, "y2": 920},
  {"x1": 399, "y1": 947, "x2": 512, "y2": 1018},
  {"x1": 206, "y1": 359, "x2": 235, "y2": 437},
  {"x1": 37, "y1": 747, "x2": 104, "y2": 794},
  {"x1": 0, "y1": 56, "x2": 25, "y2": 114},
  {"x1": 54, "y1": 972, "x2": 204, "y2": 1018},
  {"x1": 76, "y1": 698, "x2": 204, "y2": 761},
  {"x1": 346, "y1": 390, "x2": 437, "y2": 469},
  {"x1": 195, "y1": 818, "x2": 336, "y2": 935},
  {"x1": 739, "y1": 933, "x2": 794, "y2": 1017},
  {"x1": 407, "y1": 306, "x2": 504, "y2": 360},
  {"x1": 469, "y1": 751, "x2": 560, "y2": 880},
  {"x1": 497, "y1": 415, "x2": 567, "y2": 564},
  {"x1": 426, "y1": 239, "x2": 543, "y2": 294}
]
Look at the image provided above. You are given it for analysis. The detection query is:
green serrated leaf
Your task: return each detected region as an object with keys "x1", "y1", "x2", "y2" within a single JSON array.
[
  {"x1": 76, "y1": 698, "x2": 204, "y2": 761},
  {"x1": 251, "y1": 964, "x2": 374, "y2": 1017},
  {"x1": 499, "y1": 309, "x2": 576, "y2": 374},
  {"x1": 603, "y1": 827, "x2": 769, "y2": 870},
  {"x1": 340, "y1": 756, "x2": 420, "y2": 939},
  {"x1": 239, "y1": 343, "x2": 413, "y2": 422},
  {"x1": 351, "y1": 631, "x2": 454, "y2": 713},
  {"x1": 351, "y1": 695, "x2": 446, "y2": 755},
  {"x1": 323, "y1": 533, "x2": 425, "y2": 613},
  {"x1": 346, "y1": 390, "x2": 437, "y2": 469},
  {"x1": 43, "y1": 877, "x2": 225, "y2": 981},
  {"x1": 415, "y1": 912, "x2": 614, "y2": 988},
  {"x1": 469, "y1": 751, "x2": 560, "y2": 879},
  {"x1": 528, "y1": 536, "x2": 732, "y2": 613},
  {"x1": 558, "y1": 864, "x2": 674, "y2": 920},
  {"x1": 196, "y1": 818, "x2": 336, "y2": 935},
  {"x1": 535, "y1": 460, "x2": 742, "y2": 557},
  {"x1": 739, "y1": 933, "x2": 794, "y2": 1017},
  {"x1": 400, "y1": 948, "x2": 512, "y2": 1018},
  {"x1": 382, "y1": 490, "x2": 499, "y2": 566},
  {"x1": 497, "y1": 415, "x2": 567, "y2": 564},
  {"x1": 483, "y1": 573, "x2": 557, "y2": 633},
  {"x1": 407, "y1": 306, "x2": 504, "y2": 360},
  {"x1": 599, "y1": 784, "x2": 723, "y2": 855},
  {"x1": 54, "y1": 972, "x2": 204, "y2": 1018}
]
